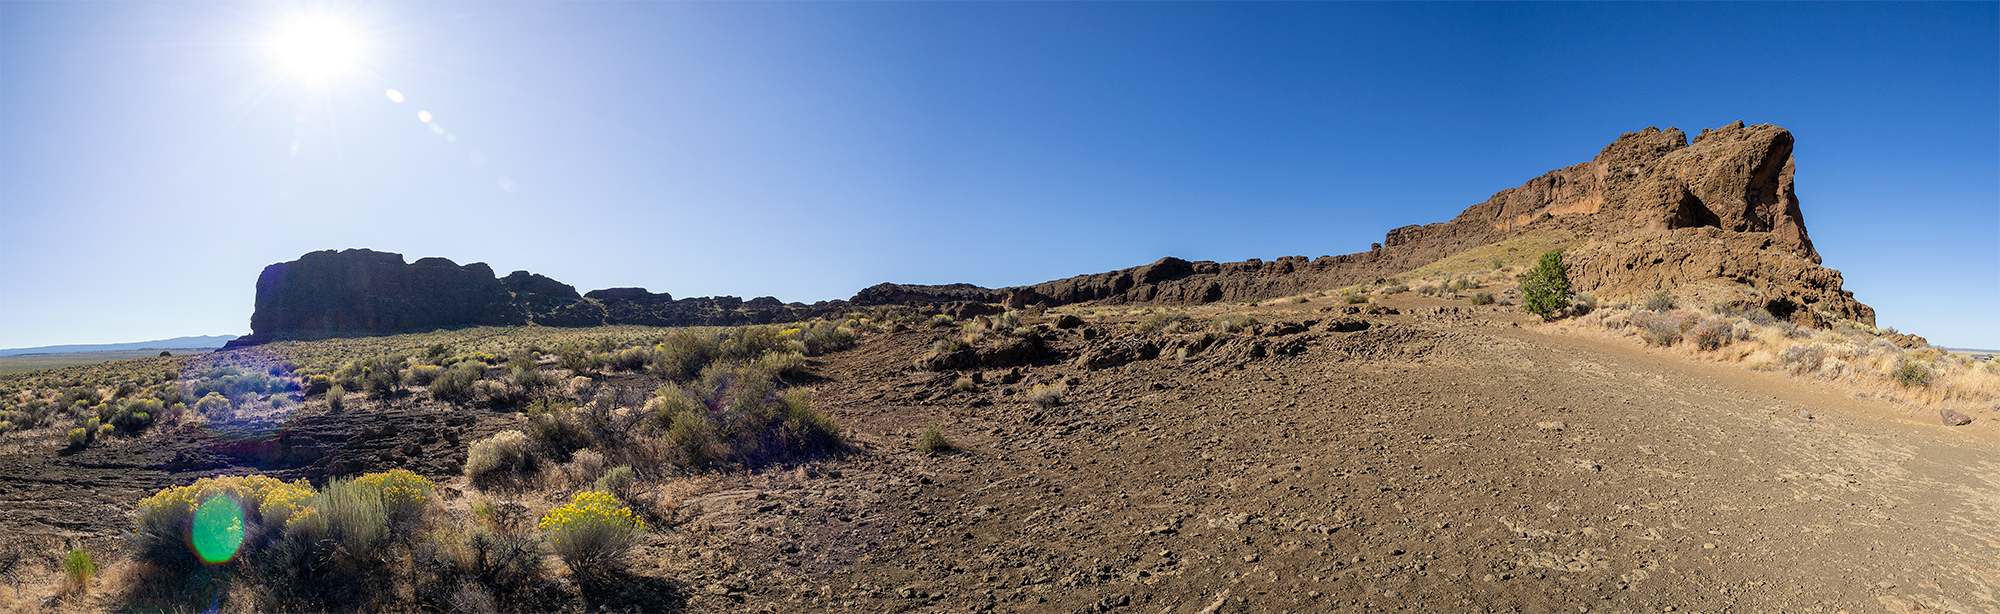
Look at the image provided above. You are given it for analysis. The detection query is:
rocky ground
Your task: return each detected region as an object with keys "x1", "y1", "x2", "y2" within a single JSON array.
[{"x1": 2, "y1": 294, "x2": 1995, "y2": 614}]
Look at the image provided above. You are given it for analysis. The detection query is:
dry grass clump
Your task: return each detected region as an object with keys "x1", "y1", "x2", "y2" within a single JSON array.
[
  {"x1": 1557, "y1": 301, "x2": 2000, "y2": 412},
  {"x1": 1028, "y1": 383, "x2": 1066, "y2": 408},
  {"x1": 1211, "y1": 314, "x2": 1259, "y2": 334}
]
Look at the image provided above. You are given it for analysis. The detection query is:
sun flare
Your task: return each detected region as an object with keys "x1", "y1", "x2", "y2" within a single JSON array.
[{"x1": 271, "y1": 16, "x2": 360, "y2": 82}]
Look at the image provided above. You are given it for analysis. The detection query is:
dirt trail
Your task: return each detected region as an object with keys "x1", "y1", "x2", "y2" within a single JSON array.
[{"x1": 699, "y1": 300, "x2": 2000, "y2": 614}]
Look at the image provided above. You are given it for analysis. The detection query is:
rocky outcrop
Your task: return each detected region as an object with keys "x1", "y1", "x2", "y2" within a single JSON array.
[
  {"x1": 230, "y1": 123, "x2": 1878, "y2": 345},
  {"x1": 870, "y1": 122, "x2": 1874, "y2": 327},
  {"x1": 230, "y1": 250, "x2": 857, "y2": 345},
  {"x1": 235, "y1": 250, "x2": 525, "y2": 346}
]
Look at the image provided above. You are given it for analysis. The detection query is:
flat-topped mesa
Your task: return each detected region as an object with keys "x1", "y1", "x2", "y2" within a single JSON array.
[
  {"x1": 228, "y1": 249, "x2": 856, "y2": 346},
  {"x1": 886, "y1": 122, "x2": 1871, "y2": 327}
]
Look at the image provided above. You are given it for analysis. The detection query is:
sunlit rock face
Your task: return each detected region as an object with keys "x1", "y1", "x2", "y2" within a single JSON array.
[{"x1": 885, "y1": 122, "x2": 1873, "y2": 327}]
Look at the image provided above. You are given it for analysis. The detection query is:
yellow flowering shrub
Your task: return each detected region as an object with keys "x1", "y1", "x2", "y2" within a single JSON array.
[
  {"x1": 351, "y1": 469, "x2": 435, "y2": 525},
  {"x1": 538, "y1": 490, "x2": 644, "y2": 575}
]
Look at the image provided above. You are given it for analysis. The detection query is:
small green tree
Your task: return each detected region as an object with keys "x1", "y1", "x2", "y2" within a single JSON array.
[{"x1": 1520, "y1": 250, "x2": 1573, "y2": 320}]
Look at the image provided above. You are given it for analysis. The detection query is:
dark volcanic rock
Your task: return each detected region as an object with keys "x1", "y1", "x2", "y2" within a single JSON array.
[
  {"x1": 237, "y1": 249, "x2": 523, "y2": 344},
  {"x1": 850, "y1": 283, "x2": 1005, "y2": 305},
  {"x1": 233, "y1": 250, "x2": 856, "y2": 345}
]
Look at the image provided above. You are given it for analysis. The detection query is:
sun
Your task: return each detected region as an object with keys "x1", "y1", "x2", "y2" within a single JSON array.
[{"x1": 271, "y1": 16, "x2": 361, "y2": 82}]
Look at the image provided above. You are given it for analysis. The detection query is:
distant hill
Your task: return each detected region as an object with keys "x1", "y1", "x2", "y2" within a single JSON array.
[{"x1": 0, "y1": 335, "x2": 239, "y2": 357}]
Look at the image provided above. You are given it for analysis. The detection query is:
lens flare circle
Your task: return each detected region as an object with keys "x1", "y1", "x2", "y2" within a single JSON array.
[
  {"x1": 192, "y1": 495, "x2": 246, "y2": 564},
  {"x1": 385, "y1": 89, "x2": 405, "y2": 103},
  {"x1": 417, "y1": 110, "x2": 433, "y2": 123},
  {"x1": 273, "y1": 16, "x2": 360, "y2": 81}
]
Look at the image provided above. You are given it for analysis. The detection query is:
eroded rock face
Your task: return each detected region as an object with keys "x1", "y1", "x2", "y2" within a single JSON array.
[
  {"x1": 241, "y1": 249, "x2": 524, "y2": 344},
  {"x1": 232, "y1": 123, "x2": 1877, "y2": 345},
  {"x1": 874, "y1": 122, "x2": 1873, "y2": 326},
  {"x1": 233, "y1": 250, "x2": 856, "y2": 345}
]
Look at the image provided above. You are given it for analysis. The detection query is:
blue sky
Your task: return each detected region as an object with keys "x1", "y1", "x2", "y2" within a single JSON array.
[{"x1": 1, "y1": 2, "x2": 1994, "y2": 349}]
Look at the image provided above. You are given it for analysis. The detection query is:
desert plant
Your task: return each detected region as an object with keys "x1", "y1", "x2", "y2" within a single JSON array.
[
  {"x1": 755, "y1": 350, "x2": 808, "y2": 380},
  {"x1": 595, "y1": 465, "x2": 638, "y2": 500},
  {"x1": 1344, "y1": 293, "x2": 1369, "y2": 304},
  {"x1": 915, "y1": 422, "x2": 956, "y2": 455},
  {"x1": 66, "y1": 426, "x2": 89, "y2": 448},
  {"x1": 193, "y1": 392, "x2": 232, "y2": 419},
  {"x1": 1644, "y1": 291, "x2": 1674, "y2": 312},
  {"x1": 539, "y1": 491, "x2": 645, "y2": 577},
  {"x1": 1139, "y1": 311, "x2": 1187, "y2": 333},
  {"x1": 1519, "y1": 250, "x2": 1572, "y2": 320},
  {"x1": 1470, "y1": 292, "x2": 1496, "y2": 305},
  {"x1": 526, "y1": 407, "x2": 591, "y2": 463},
  {"x1": 928, "y1": 314, "x2": 956, "y2": 328},
  {"x1": 1632, "y1": 310, "x2": 1698, "y2": 346},
  {"x1": 428, "y1": 363, "x2": 483, "y2": 401},
  {"x1": 1028, "y1": 383, "x2": 1065, "y2": 409},
  {"x1": 467, "y1": 430, "x2": 537, "y2": 488},
  {"x1": 286, "y1": 477, "x2": 390, "y2": 560},
  {"x1": 1211, "y1": 314, "x2": 1259, "y2": 334},
  {"x1": 1688, "y1": 318, "x2": 1731, "y2": 351},
  {"x1": 350, "y1": 469, "x2": 435, "y2": 528},
  {"x1": 1894, "y1": 359, "x2": 1935, "y2": 388},
  {"x1": 951, "y1": 376, "x2": 976, "y2": 392},
  {"x1": 61, "y1": 549, "x2": 96, "y2": 592},
  {"x1": 405, "y1": 364, "x2": 444, "y2": 387},
  {"x1": 326, "y1": 385, "x2": 347, "y2": 410}
]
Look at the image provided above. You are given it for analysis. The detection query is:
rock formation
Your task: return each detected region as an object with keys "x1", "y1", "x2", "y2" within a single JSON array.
[
  {"x1": 228, "y1": 250, "x2": 859, "y2": 346},
  {"x1": 229, "y1": 122, "x2": 1876, "y2": 346},
  {"x1": 887, "y1": 121, "x2": 1873, "y2": 327}
]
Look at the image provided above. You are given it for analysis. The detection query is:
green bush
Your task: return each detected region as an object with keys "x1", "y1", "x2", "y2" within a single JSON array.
[
  {"x1": 1344, "y1": 293, "x2": 1369, "y2": 304},
  {"x1": 1470, "y1": 292, "x2": 1496, "y2": 306},
  {"x1": 754, "y1": 351, "x2": 808, "y2": 380},
  {"x1": 286, "y1": 477, "x2": 389, "y2": 560},
  {"x1": 526, "y1": 408, "x2": 591, "y2": 463},
  {"x1": 595, "y1": 465, "x2": 638, "y2": 500},
  {"x1": 193, "y1": 392, "x2": 232, "y2": 419},
  {"x1": 646, "y1": 364, "x2": 839, "y2": 468},
  {"x1": 951, "y1": 376, "x2": 976, "y2": 392},
  {"x1": 1894, "y1": 359, "x2": 1935, "y2": 388},
  {"x1": 67, "y1": 426, "x2": 89, "y2": 448},
  {"x1": 915, "y1": 422, "x2": 955, "y2": 455},
  {"x1": 466, "y1": 430, "x2": 537, "y2": 488},
  {"x1": 405, "y1": 365, "x2": 444, "y2": 387},
  {"x1": 428, "y1": 363, "x2": 483, "y2": 401},
  {"x1": 62, "y1": 549, "x2": 96, "y2": 591},
  {"x1": 1519, "y1": 250, "x2": 1572, "y2": 320},
  {"x1": 326, "y1": 384, "x2": 347, "y2": 410},
  {"x1": 539, "y1": 491, "x2": 645, "y2": 577},
  {"x1": 928, "y1": 314, "x2": 955, "y2": 328},
  {"x1": 1644, "y1": 291, "x2": 1674, "y2": 312}
]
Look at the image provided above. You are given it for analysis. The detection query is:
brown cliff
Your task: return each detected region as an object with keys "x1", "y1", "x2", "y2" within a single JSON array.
[{"x1": 902, "y1": 122, "x2": 1872, "y2": 327}]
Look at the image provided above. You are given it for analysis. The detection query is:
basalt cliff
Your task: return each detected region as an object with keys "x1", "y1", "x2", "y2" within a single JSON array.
[{"x1": 228, "y1": 121, "x2": 1873, "y2": 347}]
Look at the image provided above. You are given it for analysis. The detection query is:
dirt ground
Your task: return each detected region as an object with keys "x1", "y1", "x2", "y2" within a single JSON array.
[{"x1": 3, "y1": 295, "x2": 1995, "y2": 614}]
